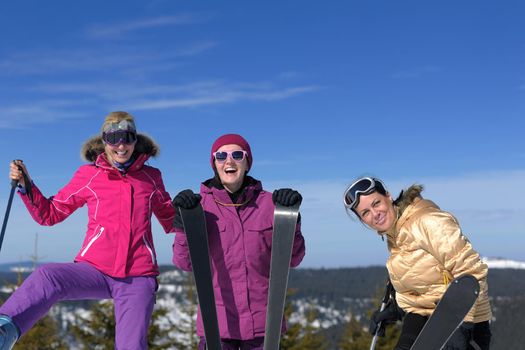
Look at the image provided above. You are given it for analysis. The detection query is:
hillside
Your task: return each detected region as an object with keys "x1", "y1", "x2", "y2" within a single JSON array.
[{"x1": 1, "y1": 264, "x2": 524, "y2": 349}]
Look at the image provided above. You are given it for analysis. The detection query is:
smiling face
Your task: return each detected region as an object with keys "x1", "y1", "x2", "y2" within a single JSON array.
[
  {"x1": 215, "y1": 144, "x2": 249, "y2": 193},
  {"x1": 105, "y1": 142, "x2": 136, "y2": 164},
  {"x1": 355, "y1": 191, "x2": 397, "y2": 233}
]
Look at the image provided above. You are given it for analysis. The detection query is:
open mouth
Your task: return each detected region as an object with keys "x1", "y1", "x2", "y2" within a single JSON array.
[
  {"x1": 224, "y1": 166, "x2": 237, "y2": 174},
  {"x1": 112, "y1": 150, "x2": 130, "y2": 160}
]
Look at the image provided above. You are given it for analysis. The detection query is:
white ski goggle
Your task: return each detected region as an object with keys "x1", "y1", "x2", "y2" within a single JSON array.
[{"x1": 343, "y1": 177, "x2": 386, "y2": 210}]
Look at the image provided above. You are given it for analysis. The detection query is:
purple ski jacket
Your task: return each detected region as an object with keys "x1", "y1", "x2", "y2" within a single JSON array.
[
  {"x1": 18, "y1": 134, "x2": 176, "y2": 278},
  {"x1": 172, "y1": 178, "x2": 306, "y2": 340}
]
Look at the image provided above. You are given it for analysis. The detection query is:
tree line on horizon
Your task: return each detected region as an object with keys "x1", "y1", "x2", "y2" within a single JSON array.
[
  {"x1": 0, "y1": 268, "x2": 400, "y2": 349},
  {"x1": 2, "y1": 266, "x2": 524, "y2": 349}
]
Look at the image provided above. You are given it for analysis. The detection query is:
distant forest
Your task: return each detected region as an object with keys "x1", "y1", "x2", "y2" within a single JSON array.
[
  {"x1": 1, "y1": 266, "x2": 523, "y2": 349},
  {"x1": 287, "y1": 267, "x2": 525, "y2": 350}
]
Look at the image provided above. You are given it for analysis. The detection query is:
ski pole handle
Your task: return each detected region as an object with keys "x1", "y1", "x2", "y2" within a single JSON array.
[
  {"x1": 10, "y1": 159, "x2": 33, "y2": 203},
  {"x1": 10, "y1": 159, "x2": 25, "y2": 187}
]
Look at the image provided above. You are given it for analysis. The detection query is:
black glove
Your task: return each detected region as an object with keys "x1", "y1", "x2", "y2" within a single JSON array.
[
  {"x1": 172, "y1": 189, "x2": 202, "y2": 210},
  {"x1": 272, "y1": 188, "x2": 302, "y2": 207},
  {"x1": 369, "y1": 297, "x2": 404, "y2": 337},
  {"x1": 442, "y1": 322, "x2": 474, "y2": 350}
]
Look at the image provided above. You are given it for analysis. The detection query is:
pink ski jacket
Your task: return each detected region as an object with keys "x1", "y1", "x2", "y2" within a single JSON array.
[
  {"x1": 19, "y1": 134, "x2": 176, "y2": 278},
  {"x1": 172, "y1": 177, "x2": 306, "y2": 340}
]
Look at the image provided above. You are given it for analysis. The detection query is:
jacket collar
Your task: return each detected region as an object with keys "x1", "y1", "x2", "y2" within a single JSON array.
[
  {"x1": 393, "y1": 197, "x2": 440, "y2": 232},
  {"x1": 95, "y1": 152, "x2": 150, "y2": 173},
  {"x1": 386, "y1": 184, "x2": 432, "y2": 237},
  {"x1": 201, "y1": 176, "x2": 262, "y2": 206}
]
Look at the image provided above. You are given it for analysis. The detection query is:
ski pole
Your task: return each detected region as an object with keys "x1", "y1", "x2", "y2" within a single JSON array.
[
  {"x1": 0, "y1": 179, "x2": 18, "y2": 253},
  {"x1": 370, "y1": 279, "x2": 394, "y2": 350}
]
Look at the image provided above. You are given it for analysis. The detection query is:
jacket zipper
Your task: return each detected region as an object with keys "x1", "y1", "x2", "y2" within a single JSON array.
[
  {"x1": 81, "y1": 227, "x2": 104, "y2": 257},
  {"x1": 143, "y1": 236, "x2": 156, "y2": 265}
]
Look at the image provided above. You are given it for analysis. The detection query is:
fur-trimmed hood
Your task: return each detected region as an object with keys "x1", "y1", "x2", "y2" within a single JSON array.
[
  {"x1": 393, "y1": 184, "x2": 424, "y2": 216},
  {"x1": 81, "y1": 133, "x2": 160, "y2": 162}
]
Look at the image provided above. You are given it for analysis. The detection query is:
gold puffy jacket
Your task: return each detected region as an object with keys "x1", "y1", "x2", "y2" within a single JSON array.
[{"x1": 384, "y1": 186, "x2": 492, "y2": 323}]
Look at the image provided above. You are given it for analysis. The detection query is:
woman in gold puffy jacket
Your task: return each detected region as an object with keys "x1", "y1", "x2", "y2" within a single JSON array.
[{"x1": 343, "y1": 177, "x2": 491, "y2": 350}]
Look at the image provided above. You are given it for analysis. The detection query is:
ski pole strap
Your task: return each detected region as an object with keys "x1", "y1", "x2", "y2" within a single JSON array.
[
  {"x1": 13, "y1": 160, "x2": 33, "y2": 204},
  {"x1": 22, "y1": 170, "x2": 33, "y2": 204}
]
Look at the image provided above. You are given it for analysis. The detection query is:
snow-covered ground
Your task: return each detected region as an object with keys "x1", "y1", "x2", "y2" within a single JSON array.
[{"x1": 482, "y1": 257, "x2": 525, "y2": 269}]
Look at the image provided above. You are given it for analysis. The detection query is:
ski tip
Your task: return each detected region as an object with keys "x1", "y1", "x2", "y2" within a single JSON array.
[{"x1": 454, "y1": 274, "x2": 480, "y2": 293}]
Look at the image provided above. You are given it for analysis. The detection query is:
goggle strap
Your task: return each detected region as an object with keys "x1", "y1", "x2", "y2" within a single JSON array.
[{"x1": 343, "y1": 177, "x2": 379, "y2": 208}]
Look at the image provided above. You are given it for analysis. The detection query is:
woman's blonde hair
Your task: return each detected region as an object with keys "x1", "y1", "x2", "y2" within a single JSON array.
[{"x1": 101, "y1": 111, "x2": 136, "y2": 134}]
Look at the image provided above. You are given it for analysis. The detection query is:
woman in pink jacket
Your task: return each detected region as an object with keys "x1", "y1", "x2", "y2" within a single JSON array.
[
  {"x1": 172, "y1": 133, "x2": 306, "y2": 350},
  {"x1": 0, "y1": 111, "x2": 176, "y2": 349}
]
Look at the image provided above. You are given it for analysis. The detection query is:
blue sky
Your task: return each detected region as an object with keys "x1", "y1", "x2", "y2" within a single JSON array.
[{"x1": 0, "y1": 1, "x2": 523, "y2": 268}]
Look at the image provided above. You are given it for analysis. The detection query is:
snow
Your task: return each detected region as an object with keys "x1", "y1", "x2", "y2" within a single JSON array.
[{"x1": 482, "y1": 257, "x2": 525, "y2": 269}]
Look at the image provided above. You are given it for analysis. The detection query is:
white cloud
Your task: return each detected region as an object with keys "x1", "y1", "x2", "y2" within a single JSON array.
[
  {"x1": 0, "y1": 81, "x2": 319, "y2": 128},
  {"x1": 0, "y1": 42, "x2": 218, "y2": 76},
  {"x1": 0, "y1": 102, "x2": 89, "y2": 128},
  {"x1": 86, "y1": 14, "x2": 211, "y2": 39},
  {"x1": 128, "y1": 85, "x2": 320, "y2": 110}
]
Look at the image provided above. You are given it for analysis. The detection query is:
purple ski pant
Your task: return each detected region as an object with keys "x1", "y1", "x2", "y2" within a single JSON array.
[
  {"x1": 0, "y1": 262, "x2": 157, "y2": 350},
  {"x1": 198, "y1": 336, "x2": 264, "y2": 350}
]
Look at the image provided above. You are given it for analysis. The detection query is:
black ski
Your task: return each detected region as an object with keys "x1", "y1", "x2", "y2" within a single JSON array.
[
  {"x1": 263, "y1": 202, "x2": 301, "y2": 350},
  {"x1": 410, "y1": 274, "x2": 480, "y2": 350},
  {"x1": 179, "y1": 206, "x2": 222, "y2": 350}
]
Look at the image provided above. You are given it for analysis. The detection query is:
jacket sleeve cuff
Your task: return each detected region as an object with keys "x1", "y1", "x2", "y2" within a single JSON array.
[{"x1": 17, "y1": 184, "x2": 27, "y2": 194}]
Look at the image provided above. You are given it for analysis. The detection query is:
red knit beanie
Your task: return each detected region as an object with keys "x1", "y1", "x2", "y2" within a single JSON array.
[{"x1": 210, "y1": 134, "x2": 252, "y2": 170}]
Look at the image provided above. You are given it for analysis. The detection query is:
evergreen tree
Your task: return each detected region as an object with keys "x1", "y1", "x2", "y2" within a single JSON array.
[
  {"x1": 71, "y1": 299, "x2": 181, "y2": 349},
  {"x1": 294, "y1": 305, "x2": 327, "y2": 350},
  {"x1": 338, "y1": 285, "x2": 401, "y2": 350},
  {"x1": 14, "y1": 315, "x2": 68, "y2": 350},
  {"x1": 70, "y1": 300, "x2": 116, "y2": 350},
  {"x1": 374, "y1": 324, "x2": 402, "y2": 350},
  {"x1": 338, "y1": 315, "x2": 371, "y2": 350},
  {"x1": 281, "y1": 295, "x2": 327, "y2": 350},
  {"x1": 148, "y1": 307, "x2": 181, "y2": 350},
  {"x1": 280, "y1": 289, "x2": 302, "y2": 349},
  {"x1": 166, "y1": 271, "x2": 199, "y2": 349}
]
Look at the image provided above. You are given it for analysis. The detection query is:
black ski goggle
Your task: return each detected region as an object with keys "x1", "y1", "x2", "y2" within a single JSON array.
[
  {"x1": 214, "y1": 150, "x2": 247, "y2": 163},
  {"x1": 103, "y1": 130, "x2": 137, "y2": 146},
  {"x1": 343, "y1": 177, "x2": 386, "y2": 209}
]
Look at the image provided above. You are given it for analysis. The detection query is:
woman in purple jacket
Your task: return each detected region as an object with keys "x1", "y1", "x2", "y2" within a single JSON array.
[
  {"x1": 0, "y1": 111, "x2": 176, "y2": 350},
  {"x1": 172, "y1": 133, "x2": 306, "y2": 350}
]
